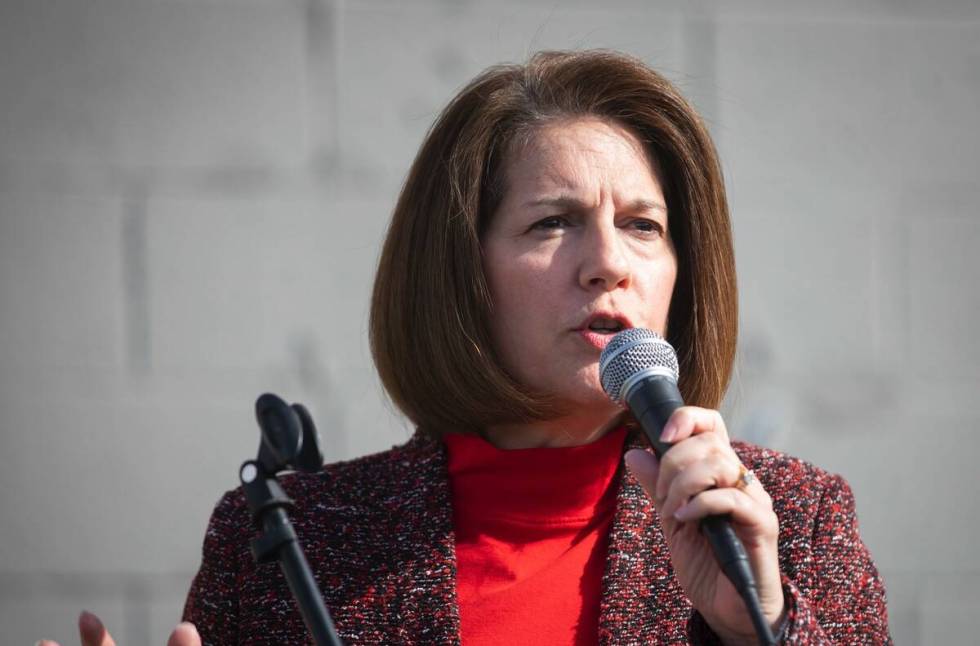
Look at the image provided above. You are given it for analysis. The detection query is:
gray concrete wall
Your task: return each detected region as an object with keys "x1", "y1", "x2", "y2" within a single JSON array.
[{"x1": 1, "y1": 1, "x2": 977, "y2": 643}]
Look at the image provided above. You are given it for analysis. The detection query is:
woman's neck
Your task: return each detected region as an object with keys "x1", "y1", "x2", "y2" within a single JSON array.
[{"x1": 482, "y1": 409, "x2": 627, "y2": 449}]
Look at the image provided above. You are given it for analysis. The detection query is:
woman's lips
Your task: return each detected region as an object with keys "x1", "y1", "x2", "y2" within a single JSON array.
[
  {"x1": 578, "y1": 329, "x2": 618, "y2": 350},
  {"x1": 574, "y1": 312, "x2": 632, "y2": 350}
]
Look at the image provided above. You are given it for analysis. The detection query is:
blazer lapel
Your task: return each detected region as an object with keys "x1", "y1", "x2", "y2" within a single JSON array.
[
  {"x1": 379, "y1": 432, "x2": 461, "y2": 644},
  {"x1": 319, "y1": 432, "x2": 460, "y2": 645},
  {"x1": 598, "y1": 432, "x2": 693, "y2": 645}
]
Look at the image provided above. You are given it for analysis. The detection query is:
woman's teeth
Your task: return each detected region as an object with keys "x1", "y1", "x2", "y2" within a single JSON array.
[{"x1": 588, "y1": 320, "x2": 622, "y2": 333}]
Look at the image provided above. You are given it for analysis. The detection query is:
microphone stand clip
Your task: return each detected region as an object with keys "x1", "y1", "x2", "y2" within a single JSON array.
[{"x1": 239, "y1": 393, "x2": 344, "y2": 646}]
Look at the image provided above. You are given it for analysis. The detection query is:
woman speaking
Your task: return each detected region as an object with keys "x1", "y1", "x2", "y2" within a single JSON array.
[{"x1": 43, "y1": 50, "x2": 891, "y2": 645}]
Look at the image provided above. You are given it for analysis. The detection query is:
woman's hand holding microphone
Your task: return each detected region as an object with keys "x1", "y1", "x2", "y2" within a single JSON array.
[{"x1": 625, "y1": 406, "x2": 786, "y2": 645}]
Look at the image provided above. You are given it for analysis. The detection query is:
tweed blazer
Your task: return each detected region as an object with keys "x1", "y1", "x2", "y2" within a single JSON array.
[{"x1": 182, "y1": 431, "x2": 891, "y2": 645}]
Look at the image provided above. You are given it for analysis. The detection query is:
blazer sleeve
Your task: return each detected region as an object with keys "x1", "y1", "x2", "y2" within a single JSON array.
[
  {"x1": 690, "y1": 474, "x2": 892, "y2": 644},
  {"x1": 182, "y1": 489, "x2": 249, "y2": 645}
]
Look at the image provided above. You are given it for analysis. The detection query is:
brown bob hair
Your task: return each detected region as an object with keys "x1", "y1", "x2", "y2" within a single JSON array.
[{"x1": 370, "y1": 50, "x2": 737, "y2": 437}]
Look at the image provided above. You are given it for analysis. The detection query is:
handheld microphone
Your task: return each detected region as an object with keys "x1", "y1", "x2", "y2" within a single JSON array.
[{"x1": 599, "y1": 328, "x2": 775, "y2": 646}]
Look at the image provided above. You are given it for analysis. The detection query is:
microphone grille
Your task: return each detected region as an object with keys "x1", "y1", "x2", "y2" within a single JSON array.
[{"x1": 599, "y1": 328, "x2": 679, "y2": 403}]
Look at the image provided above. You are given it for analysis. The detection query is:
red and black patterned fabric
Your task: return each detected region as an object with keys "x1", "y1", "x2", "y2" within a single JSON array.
[{"x1": 182, "y1": 431, "x2": 892, "y2": 644}]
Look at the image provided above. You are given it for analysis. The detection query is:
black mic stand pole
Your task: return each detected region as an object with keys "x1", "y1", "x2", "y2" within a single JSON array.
[{"x1": 240, "y1": 393, "x2": 344, "y2": 646}]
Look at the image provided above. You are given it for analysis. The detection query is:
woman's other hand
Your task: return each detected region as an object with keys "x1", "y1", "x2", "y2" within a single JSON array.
[
  {"x1": 36, "y1": 610, "x2": 201, "y2": 646},
  {"x1": 624, "y1": 406, "x2": 786, "y2": 645}
]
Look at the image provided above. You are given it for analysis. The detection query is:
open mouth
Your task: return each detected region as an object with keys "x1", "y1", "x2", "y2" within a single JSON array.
[{"x1": 586, "y1": 317, "x2": 627, "y2": 334}]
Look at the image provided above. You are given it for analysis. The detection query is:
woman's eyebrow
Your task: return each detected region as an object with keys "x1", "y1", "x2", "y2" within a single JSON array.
[
  {"x1": 628, "y1": 198, "x2": 667, "y2": 214},
  {"x1": 523, "y1": 195, "x2": 586, "y2": 210},
  {"x1": 523, "y1": 195, "x2": 666, "y2": 213}
]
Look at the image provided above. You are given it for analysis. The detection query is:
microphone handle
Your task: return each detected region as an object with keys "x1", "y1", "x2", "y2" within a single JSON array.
[{"x1": 626, "y1": 377, "x2": 775, "y2": 646}]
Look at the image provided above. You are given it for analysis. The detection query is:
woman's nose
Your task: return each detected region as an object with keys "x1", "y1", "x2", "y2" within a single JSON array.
[{"x1": 578, "y1": 222, "x2": 631, "y2": 291}]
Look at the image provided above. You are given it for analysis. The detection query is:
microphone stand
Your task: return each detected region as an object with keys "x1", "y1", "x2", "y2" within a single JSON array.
[{"x1": 239, "y1": 393, "x2": 344, "y2": 646}]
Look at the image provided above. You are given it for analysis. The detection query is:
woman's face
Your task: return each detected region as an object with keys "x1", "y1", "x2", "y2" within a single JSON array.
[{"x1": 482, "y1": 117, "x2": 677, "y2": 416}]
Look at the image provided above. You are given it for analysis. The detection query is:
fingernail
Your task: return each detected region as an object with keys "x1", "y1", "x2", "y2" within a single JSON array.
[
  {"x1": 660, "y1": 423, "x2": 675, "y2": 443},
  {"x1": 674, "y1": 502, "x2": 690, "y2": 520},
  {"x1": 78, "y1": 610, "x2": 103, "y2": 641},
  {"x1": 624, "y1": 449, "x2": 658, "y2": 476}
]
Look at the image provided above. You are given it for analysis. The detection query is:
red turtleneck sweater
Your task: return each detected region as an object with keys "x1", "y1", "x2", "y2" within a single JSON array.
[{"x1": 444, "y1": 428, "x2": 627, "y2": 646}]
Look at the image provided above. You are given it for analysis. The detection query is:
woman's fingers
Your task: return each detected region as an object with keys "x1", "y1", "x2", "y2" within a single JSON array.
[
  {"x1": 78, "y1": 611, "x2": 116, "y2": 646},
  {"x1": 674, "y1": 487, "x2": 778, "y2": 535},
  {"x1": 660, "y1": 406, "x2": 730, "y2": 444},
  {"x1": 626, "y1": 405, "x2": 775, "y2": 529},
  {"x1": 167, "y1": 623, "x2": 202, "y2": 646},
  {"x1": 659, "y1": 456, "x2": 743, "y2": 519},
  {"x1": 626, "y1": 405, "x2": 771, "y2": 523},
  {"x1": 35, "y1": 613, "x2": 196, "y2": 646},
  {"x1": 655, "y1": 432, "x2": 732, "y2": 501}
]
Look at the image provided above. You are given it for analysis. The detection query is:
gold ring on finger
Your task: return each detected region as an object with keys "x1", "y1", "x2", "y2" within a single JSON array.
[{"x1": 735, "y1": 463, "x2": 756, "y2": 491}]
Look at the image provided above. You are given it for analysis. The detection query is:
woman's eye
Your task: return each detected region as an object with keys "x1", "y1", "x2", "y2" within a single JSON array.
[
  {"x1": 630, "y1": 219, "x2": 664, "y2": 235},
  {"x1": 531, "y1": 216, "x2": 569, "y2": 231}
]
